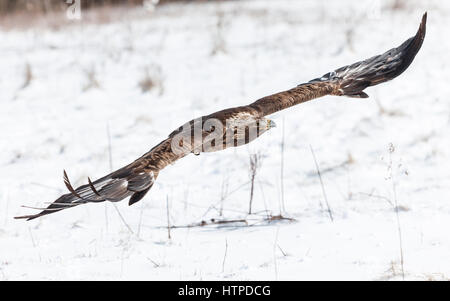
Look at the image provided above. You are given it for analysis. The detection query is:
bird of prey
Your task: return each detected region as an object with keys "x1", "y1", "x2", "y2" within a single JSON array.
[{"x1": 15, "y1": 13, "x2": 427, "y2": 221}]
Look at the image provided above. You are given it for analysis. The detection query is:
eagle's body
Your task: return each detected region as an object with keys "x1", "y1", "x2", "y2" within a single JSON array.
[{"x1": 16, "y1": 13, "x2": 427, "y2": 221}]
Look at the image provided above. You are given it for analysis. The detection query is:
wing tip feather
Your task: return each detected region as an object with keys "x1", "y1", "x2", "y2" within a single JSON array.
[{"x1": 416, "y1": 12, "x2": 427, "y2": 48}]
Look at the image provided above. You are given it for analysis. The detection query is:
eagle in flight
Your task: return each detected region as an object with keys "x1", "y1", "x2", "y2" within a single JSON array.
[{"x1": 16, "y1": 13, "x2": 427, "y2": 221}]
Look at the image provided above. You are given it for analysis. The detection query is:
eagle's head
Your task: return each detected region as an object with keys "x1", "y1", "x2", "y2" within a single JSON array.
[{"x1": 265, "y1": 119, "x2": 277, "y2": 129}]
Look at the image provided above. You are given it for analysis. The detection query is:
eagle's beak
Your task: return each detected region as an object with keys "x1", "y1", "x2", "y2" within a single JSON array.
[{"x1": 268, "y1": 120, "x2": 277, "y2": 128}]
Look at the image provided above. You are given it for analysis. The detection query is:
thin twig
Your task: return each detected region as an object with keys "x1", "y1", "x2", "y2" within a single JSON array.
[
  {"x1": 310, "y1": 145, "x2": 334, "y2": 222},
  {"x1": 29, "y1": 182, "x2": 62, "y2": 192},
  {"x1": 358, "y1": 191, "x2": 394, "y2": 207},
  {"x1": 106, "y1": 124, "x2": 133, "y2": 235},
  {"x1": 104, "y1": 203, "x2": 109, "y2": 234},
  {"x1": 166, "y1": 195, "x2": 171, "y2": 240},
  {"x1": 248, "y1": 153, "x2": 260, "y2": 214},
  {"x1": 146, "y1": 257, "x2": 160, "y2": 268},
  {"x1": 183, "y1": 186, "x2": 189, "y2": 212},
  {"x1": 113, "y1": 204, "x2": 134, "y2": 234},
  {"x1": 137, "y1": 201, "x2": 145, "y2": 238},
  {"x1": 120, "y1": 248, "x2": 125, "y2": 278},
  {"x1": 277, "y1": 244, "x2": 287, "y2": 257},
  {"x1": 28, "y1": 227, "x2": 36, "y2": 248},
  {"x1": 280, "y1": 117, "x2": 285, "y2": 213},
  {"x1": 388, "y1": 143, "x2": 405, "y2": 280},
  {"x1": 273, "y1": 226, "x2": 279, "y2": 280},
  {"x1": 164, "y1": 214, "x2": 295, "y2": 230},
  {"x1": 222, "y1": 238, "x2": 228, "y2": 273},
  {"x1": 257, "y1": 179, "x2": 270, "y2": 219},
  {"x1": 200, "y1": 180, "x2": 251, "y2": 218},
  {"x1": 4, "y1": 187, "x2": 10, "y2": 226}
]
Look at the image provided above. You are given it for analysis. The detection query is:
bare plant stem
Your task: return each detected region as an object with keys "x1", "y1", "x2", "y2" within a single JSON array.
[
  {"x1": 389, "y1": 144, "x2": 405, "y2": 280},
  {"x1": 310, "y1": 145, "x2": 333, "y2": 222},
  {"x1": 146, "y1": 257, "x2": 160, "y2": 268},
  {"x1": 104, "y1": 202, "x2": 109, "y2": 234},
  {"x1": 219, "y1": 174, "x2": 228, "y2": 217},
  {"x1": 4, "y1": 187, "x2": 9, "y2": 226},
  {"x1": 280, "y1": 117, "x2": 286, "y2": 213},
  {"x1": 273, "y1": 227, "x2": 279, "y2": 280},
  {"x1": 120, "y1": 248, "x2": 125, "y2": 278},
  {"x1": 28, "y1": 227, "x2": 36, "y2": 247},
  {"x1": 222, "y1": 238, "x2": 228, "y2": 273},
  {"x1": 166, "y1": 195, "x2": 171, "y2": 240},
  {"x1": 249, "y1": 173, "x2": 256, "y2": 214},
  {"x1": 106, "y1": 123, "x2": 133, "y2": 235},
  {"x1": 113, "y1": 204, "x2": 134, "y2": 235},
  {"x1": 248, "y1": 153, "x2": 260, "y2": 214},
  {"x1": 257, "y1": 179, "x2": 270, "y2": 219},
  {"x1": 137, "y1": 201, "x2": 145, "y2": 239}
]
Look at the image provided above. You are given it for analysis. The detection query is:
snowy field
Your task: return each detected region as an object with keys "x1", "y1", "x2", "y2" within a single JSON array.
[{"x1": 1, "y1": 0, "x2": 449, "y2": 280}]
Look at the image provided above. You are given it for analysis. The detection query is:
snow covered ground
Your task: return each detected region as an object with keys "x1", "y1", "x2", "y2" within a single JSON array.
[{"x1": 1, "y1": 0, "x2": 449, "y2": 280}]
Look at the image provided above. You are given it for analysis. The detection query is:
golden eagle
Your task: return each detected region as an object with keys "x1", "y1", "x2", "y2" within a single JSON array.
[{"x1": 16, "y1": 13, "x2": 427, "y2": 220}]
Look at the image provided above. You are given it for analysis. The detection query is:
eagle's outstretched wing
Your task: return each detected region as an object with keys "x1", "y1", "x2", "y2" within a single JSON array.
[
  {"x1": 15, "y1": 13, "x2": 426, "y2": 221},
  {"x1": 15, "y1": 138, "x2": 178, "y2": 220},
  {"x1": 249, "y1": 13, "x2": 426, "y2": 117},
  {"x1": 16, "y1": 121, "x2": 241, "y2": 220}
]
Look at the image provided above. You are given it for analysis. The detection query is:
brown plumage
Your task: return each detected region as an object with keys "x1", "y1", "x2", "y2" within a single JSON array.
[{"x1": 15, "y1": 13, "x2": 426, "y2": 221}]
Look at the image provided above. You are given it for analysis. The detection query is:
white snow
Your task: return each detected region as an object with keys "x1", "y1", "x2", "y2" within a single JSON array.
[{"x1": 1, "y1": 0, "x2": 449, "y2": 280}]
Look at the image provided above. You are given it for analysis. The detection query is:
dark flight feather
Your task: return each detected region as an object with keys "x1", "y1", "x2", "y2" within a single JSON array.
[{"x1": 249, "y1": 12, "x2": 427, "y2": 116}]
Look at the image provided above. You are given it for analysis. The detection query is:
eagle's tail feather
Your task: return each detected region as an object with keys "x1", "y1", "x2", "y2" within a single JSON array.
[
  {"x1": 15, "y1": 167, "x2": 156, "y2": 221},
  {"x1": 15, "y1": 193, "x2": 84, "y2": 221},
  {"x1": 310, "y1": 12, "x2": 427, "y2": 98}
]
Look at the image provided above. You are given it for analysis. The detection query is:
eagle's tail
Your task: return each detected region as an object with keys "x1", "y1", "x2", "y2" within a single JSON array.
[
  {"x1": 310, "y1": 12, "x2": 427, "y2": 98},
  {"x1": 15, "y1": 167, "x2": 157, "y2": 221}
]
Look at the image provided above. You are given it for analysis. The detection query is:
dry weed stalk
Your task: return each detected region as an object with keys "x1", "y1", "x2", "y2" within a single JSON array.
[
  {"x1": 248, "y1": 152, "x2": 261, "y2": 214},
  {"x1": 166, "y1": 195, "x2": 171, "y2": 239},
  {"x1": 309, "y1": 145, "x2": 334, "y2": 222},
  {"x1": 387, "y1": 143, "x2": 405, "y2": 280}
]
